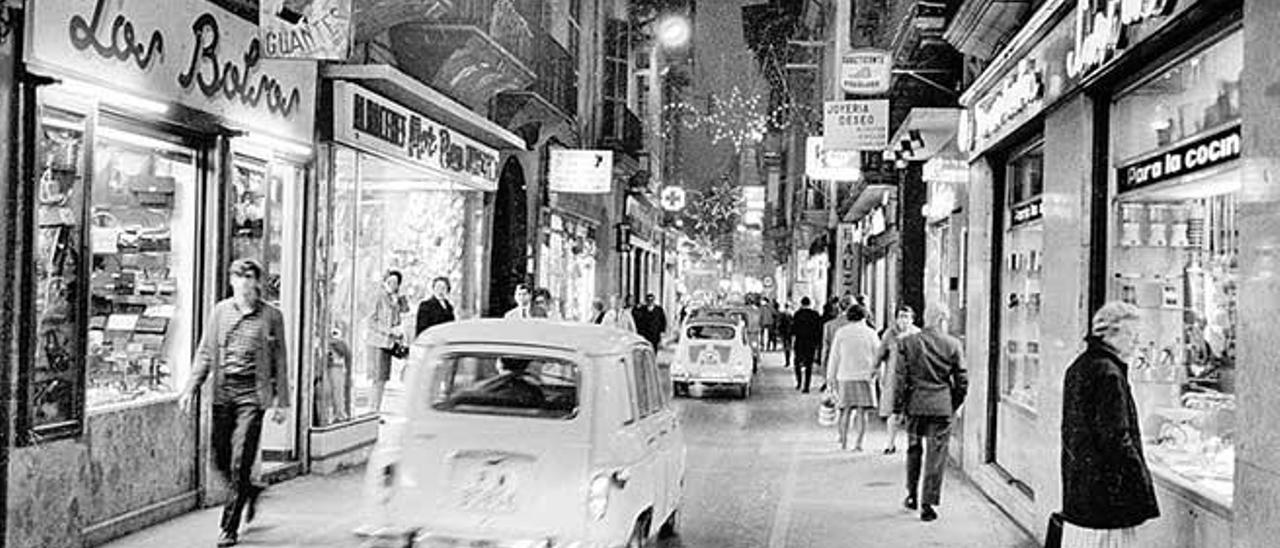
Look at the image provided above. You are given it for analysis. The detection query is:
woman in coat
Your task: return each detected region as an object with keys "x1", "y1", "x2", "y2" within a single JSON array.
[{"x1": 1060, "y1": 301, "x2": 1159, "y2": 546}]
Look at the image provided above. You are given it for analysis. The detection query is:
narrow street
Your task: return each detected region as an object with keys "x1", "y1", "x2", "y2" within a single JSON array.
[{"x1": 103, "y1": 351, "x2": 1036, "y2": 548}]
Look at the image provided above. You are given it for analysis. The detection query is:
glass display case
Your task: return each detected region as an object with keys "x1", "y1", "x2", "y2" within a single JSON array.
[{"x1": 1110, "y1": 30, "x2": 1241, "y2": 508}]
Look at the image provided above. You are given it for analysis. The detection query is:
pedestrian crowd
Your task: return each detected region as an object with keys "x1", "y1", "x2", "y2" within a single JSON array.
[{"x1": 177, "y1": 254, "x2": 1156, "y2": 546}]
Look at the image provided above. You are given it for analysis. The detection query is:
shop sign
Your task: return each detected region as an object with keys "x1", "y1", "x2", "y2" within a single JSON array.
[
  {"x1": 805, "y1": 136, "x2": 862, "y2": 181},
  {"x1": 1117, "y1": 124, "x2": 1240, "y2": 194},
  {"x1": 259, "y1": 0, "x2": 352, "y2": 60},
  {"x1": 334, "y1": 82, "x2": 500, "y2": 190},
  {"x1": 1010, "y1": 197, "x2": 1044, "y2": 227},
  {"x1": 1065, "y1": 0, "x2": 1179, "y2": 80},
  {"x1": 923, "y1": 157, "x2": 969, "y2": 184},
  {"x1": 823, "y1": 100, "x2": 889, "y2": 150},
  {"x1": 834, "y1": 223, "x2": 859, "y2": 297},
  {"x1": 28, "y1": 0, "x2": 317, "y2": 143},
  {"x1": 973, "y1": 60, "x2": 1043, "y2": 142},
  {"x1": 660, "y1": 186, "x2": 687, "y2": 211},
  {"x1": 549, "y1": 149, "x2": 614, "y2": 194},
  {"x1": 840, "y1": 49, "x2": 892, "y2": 95}
]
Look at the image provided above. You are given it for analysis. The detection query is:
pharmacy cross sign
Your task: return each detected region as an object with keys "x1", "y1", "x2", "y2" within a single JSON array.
[{"x1": 661, "y1": 186, "x2": 687, "y2": 212}]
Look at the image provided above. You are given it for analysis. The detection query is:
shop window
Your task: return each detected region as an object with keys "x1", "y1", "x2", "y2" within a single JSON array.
[
  {"x1": 317, "y1": 148, "x2": 487, "y2": 426},
  {"x1": 87, "y1": 122, "x2": 199, "y2": 410},
  {"x1": 1108, "y1": 31, "x2": 1241, "y2": 509},
  {"x1": 28, "y1": 103, "x2": 89, "y2": 440},
  {"x1": 998, "y1": 143, "x2": 1044, "y2": 413}
]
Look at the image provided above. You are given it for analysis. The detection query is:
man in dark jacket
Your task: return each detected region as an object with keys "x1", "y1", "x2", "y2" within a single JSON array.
[
  {"x1": 790, "y1": 297, "x2": 823, "y2": 392},
  {"x1": 632, "y1": 293, "x2": 667, "y2": 350},
  {"x1": 777, "y1": 304, "x2": 793, "y2": 368},
  {"x1": 415, "y1": 276, "x2": 456, "y2": 337},
  {"x1": 893, "y1": 304, "x2": 967, "y2": 522},
  {"x1": 1060, "y1": 301, "x2": 1158, "y2": 543}
]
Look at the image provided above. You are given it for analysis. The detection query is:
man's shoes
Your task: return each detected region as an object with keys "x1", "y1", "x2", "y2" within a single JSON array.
[
  {"x1": 244, "y1": 486, "x2": 263, "y2": 524},
  {"x1": 217, "y1": 530, "x2": 238, "y2": 547},
  {"x1": 921, "y1": 504, "x2": 938, "y2": 522},
  {"x1": 903, "y1": 495, "x2": 918, "y2": 510},
  {"x1": 801, "y1": 388, "x2": 810, "y2": 393}
]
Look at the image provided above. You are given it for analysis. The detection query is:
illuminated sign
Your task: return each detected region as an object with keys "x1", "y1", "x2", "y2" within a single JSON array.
[
  {"x1": 1066, "y1": 0, "x2": 1179, "y2": 80},
  {"x1": 1117, "y1": 124, "x2": 1240, "y2": 194},
  {"x1": 973, "y1": 60, "x2": 1043, "y2": 141}
]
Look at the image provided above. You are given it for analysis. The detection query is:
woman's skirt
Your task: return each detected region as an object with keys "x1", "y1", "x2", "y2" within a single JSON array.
[
  {"x1": 367, "y1": 347, "x2": 393, "y2": 382},
  {"x1": 837, "y1": 380, "x2": 877, "y2": 409},
  {"x1": 1060, "y1": 522, "x2": 1138, "y2": 548},
  {"x1": 877, "y1": 366, "x2": 897, "y2": 417}
]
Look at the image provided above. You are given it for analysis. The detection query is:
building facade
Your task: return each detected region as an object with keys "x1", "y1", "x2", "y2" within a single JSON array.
[{"x1": 949, "y1": 0, "x2": 1280, "y2": 545}]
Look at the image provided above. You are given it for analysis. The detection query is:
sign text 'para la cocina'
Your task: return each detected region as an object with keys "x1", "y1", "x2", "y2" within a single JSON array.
[{"x1": 1117, "y1": 124, "x2": 1240, "y2": 194}]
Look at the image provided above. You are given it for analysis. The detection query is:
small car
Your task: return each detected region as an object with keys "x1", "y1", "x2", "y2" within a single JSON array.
[
  {"x1": 362, "y1": 319, "x2": 686, "y2": 548},
  {"x1": 670, "y1": 317, "x2": 756, "y2": 398}
]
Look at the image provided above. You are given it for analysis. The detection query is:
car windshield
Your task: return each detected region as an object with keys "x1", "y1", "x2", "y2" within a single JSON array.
[
  {"x1": 432, "y1": 353, "x2": 579, "y2": 419},
  {"x1": 686, "y1": 324, "x2": 737, "y2": 340}
]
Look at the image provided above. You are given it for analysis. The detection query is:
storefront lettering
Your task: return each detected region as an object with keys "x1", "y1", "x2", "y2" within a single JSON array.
[
  {"x1": 1011, "y1": 198, "x2": 1043, "y2": 226},
  {"x1": 353, "y1": 93, "x2": 406, "y2": 147},
  {"x1": 1118, "y1": 125, "x2": 1240, "y2": 193},
  {"x1": 68, "y1": 0, "x2": 164, "y2": 70},
  {"x1": 1065, "y1": 0, "x2": 1178, "y2": 80},
  {"x1": 177, "y1": 14, "x2": 301, "y2": 118},
  {"x1": 345, "y1": 86, "x2": 499, "y2": 183},
  {"x1": 974, "y1": 60, "x2": 1043, "y2": 140}
]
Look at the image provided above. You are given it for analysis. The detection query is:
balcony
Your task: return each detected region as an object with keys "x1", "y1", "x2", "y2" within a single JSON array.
[
  {"x1": 492, "y1": 28, "x2": 579, "y2": 141},
  {"x1": 353, "y1": 0, "x2": 454, "y2": 42},
  {"x1": 599, "y1": 101, "x2": 643, "y2": 157},
  {"x1": 388, "y1": 0, "x2": 537, "y2": 115}
]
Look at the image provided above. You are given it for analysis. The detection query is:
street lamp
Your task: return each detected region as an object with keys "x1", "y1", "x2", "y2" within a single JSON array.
[{"x1": 656, "y1": 15, "x2": 691, "y2": 49}]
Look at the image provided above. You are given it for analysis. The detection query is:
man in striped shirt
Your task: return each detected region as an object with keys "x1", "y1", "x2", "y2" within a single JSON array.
[{"x1": 180, "y1": 258, "x2": 289, "y2": 547}]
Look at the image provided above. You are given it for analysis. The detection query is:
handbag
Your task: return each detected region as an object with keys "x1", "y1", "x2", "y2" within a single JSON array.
[
  {"x1": 1045, "y1": 512, "x2": 1064, "y2": 548},
  {"x1": 390, "y1": 341, "x2": 410, "y2": 360}
]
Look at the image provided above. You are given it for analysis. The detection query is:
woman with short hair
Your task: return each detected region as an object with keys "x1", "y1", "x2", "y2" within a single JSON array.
[{"x1": 1059, "y1": 301, "x2": 1159, "y2": 546}]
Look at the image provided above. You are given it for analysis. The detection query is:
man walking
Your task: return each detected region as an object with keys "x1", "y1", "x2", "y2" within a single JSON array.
[
  {"x1": 179, "y1": 259, "x2": 289, "y2": 547},
  {"x1": 777, "y1": 303, "x2": 793, "y2": 367},
  {"x1": 632, "y1": 293, "x2": 667, "y2": 350},
  {"x1": 893, "y1": 304, "x2": 967, "y2": 522},
  {"x1": 790, "y1": 297, "x2": 823, "y2": 392}
]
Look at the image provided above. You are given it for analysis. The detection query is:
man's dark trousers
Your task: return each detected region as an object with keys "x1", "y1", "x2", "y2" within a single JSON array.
[
  {"x1": 213, "y1": 402, "x2": 265, "y2": 534},
  {"x1": 793, "y1": 346, "x2": 816, "y2": 391},
  {"x1": 905, "y1": 416, "x2": 952, "y2": 505}
]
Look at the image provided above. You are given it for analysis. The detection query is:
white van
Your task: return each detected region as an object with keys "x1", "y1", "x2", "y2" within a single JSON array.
[{"x1": 362, "y1": 319, "x2": 686, "y2": 548}]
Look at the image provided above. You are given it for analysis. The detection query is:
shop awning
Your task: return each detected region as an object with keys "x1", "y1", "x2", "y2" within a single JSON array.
[
  {"x1": 323, "y1": 64, "x2": 527, "y2": 151},
  {"x1": 887, "y1": 107, "x2": 961, "y2": 162}
]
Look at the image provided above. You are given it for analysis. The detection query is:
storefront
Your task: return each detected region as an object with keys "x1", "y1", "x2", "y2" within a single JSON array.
[
  {"x1": 6, "y1": 1, "x2": 316, "y2": 546},
  {"x1": 307, "y1": 70, "x2": 522, "y2": 472},
  {"x1": 625, "y1": 194, "x2": 663, "y2": 302},
  {"x1": 956, "y1": 0, "x2": 1250, "y2": 544},
  {"x1": 537, "y1": 209, "x2": 599, "y2": 321}
]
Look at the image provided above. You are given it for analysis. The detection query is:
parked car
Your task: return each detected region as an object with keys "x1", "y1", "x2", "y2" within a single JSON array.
[
  {"x1": 670, "y1": 317, "x2": 757, "y2": 398},
  {"x1": 361, "y1": 319, "x2": 686, "y2": 548}
]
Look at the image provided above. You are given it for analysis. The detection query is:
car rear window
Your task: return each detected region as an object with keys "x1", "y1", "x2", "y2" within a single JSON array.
[
  {"x1": 686, "y1": 325, "x2": 736, "y2": 340},
  {"x1": 431, "y1": 354, "x2": 579, "y2": 419}
]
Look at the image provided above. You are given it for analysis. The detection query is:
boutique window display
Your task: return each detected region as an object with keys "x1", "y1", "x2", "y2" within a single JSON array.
[
  {"x1": 231, "y1": 152, "x2": 304, "y2": 306},
  {"x1": 999, "y1": 142, "x2": 1044, "y2": 412},
  {"x1": 87, "y1": 123, "x2": 198, "y2": 410},
  {"x1": 320, "y1": 148, "x2": 485, "y2": 424},
  {"x1": 538, "y1": 213, "x2": 598, "y2": 322},
  {"x1": 23, "y1": 86, "x2": 202, "y2": 440},
  {"x1": 1109, "y1": 31, "x2": 1241, "y2": 508}
]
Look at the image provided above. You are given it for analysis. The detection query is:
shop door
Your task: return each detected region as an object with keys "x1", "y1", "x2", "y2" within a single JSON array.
[{"x1": 229, "y1": 150, "x2": 306, "y2": 466}]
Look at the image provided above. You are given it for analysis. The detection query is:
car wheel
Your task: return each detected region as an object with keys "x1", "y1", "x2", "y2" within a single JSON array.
[{"x1": 658, "y1": 509, "x2": 680, "y2": 539}]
